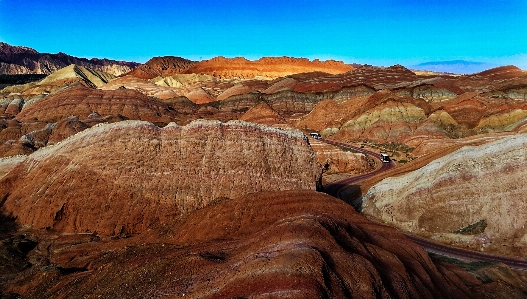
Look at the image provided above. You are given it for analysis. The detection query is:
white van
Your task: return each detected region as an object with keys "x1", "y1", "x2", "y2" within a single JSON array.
[
  {"x1": 380, "y1": 153, "x2": 391, "y2": 163},
  {"x1": 310, "y1": 133, "x2": 321, "y2": 139}
]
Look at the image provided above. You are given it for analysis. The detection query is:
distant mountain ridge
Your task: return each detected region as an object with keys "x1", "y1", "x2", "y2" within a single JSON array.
[
  {"x1": 0, "y1": 42, "x2": 140, "y2": 76},
  {"x1": 409, "y1": 60, "x2": 498, "y2": 74}
]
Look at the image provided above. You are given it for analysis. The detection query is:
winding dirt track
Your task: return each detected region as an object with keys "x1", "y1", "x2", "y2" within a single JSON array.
[
  {"x1": 321, "y1": 138, "x2": 527, "y2": 271},
  {"x1": 322, "y1": 139, "x2": 395, "y2": 198}
]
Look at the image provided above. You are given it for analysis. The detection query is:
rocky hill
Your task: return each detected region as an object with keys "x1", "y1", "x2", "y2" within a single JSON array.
[
  {"x1": 2, "y1": 52, "x2": 527, "y2": 297},
  {"x1": 239, "y1": 101, "x2": 287, "y2": 126},
  {"x1": 4, "y1": 190, "x2": 517, "y2": 298},
  {"x1": 0, "y1": 64, "x2": 117, "y2": 95},
  {"x1": 294, "y1": 65, "x2": 527, "y2": 157},
  {"x1": 183, "y1": 56, "x2": 354, "y2": 79},
  {"x1": 0, "y1": 83, "x2": 182, "y2": 157},
  {"x1": 0, "y1": 42, "x2": 139, "y2": 76},
  {"x1": 15, "y1": 84, "x2": 175, "y2": 123},
  {"x1": 125, "y1": 56, "x2": 197, "y2": 79},
  {"x1": 37, "y1": 64, "x2": 116, "y2": 87},
  {"x1": 362, "y1": 133, "x2": 527, "y2": 258},
  {"x1": 0, "y1": 120, "x2": 320, "y2": 235}
]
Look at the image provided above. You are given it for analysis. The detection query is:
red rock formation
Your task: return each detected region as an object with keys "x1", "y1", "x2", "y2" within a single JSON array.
[
  {"x1": 0, "y1": 120, "x2": 319, "y2": 235},
  {"x1": 239, "y1": 102, "x2": 287, "y2": 126},
  {"x1": 15, "y1": 84, "x2": 176, "y2": 123},
  {"x1": 298, "y1": 90, "x2": 433, "y2": 142},
  {"x1": 216, "y1": 83, "x2": 254, "y2": 100},
  {"x1": 46, "y1": 116, "x2": 90, "y2": 144},
  {"x1": 125, "y1": 56, "x2": 197, "y2": 79},
  {"x1": 475, "y1": 65, "x2": 525, "y2": 80},
  {"x1": 291, "y1": 65, "x2": 419, "y2": 92},
  {"x1": 4, "y1": 190, "x2": 503, "y2": 298},
  {"x1": 0, "y1": 119, "x2": 51, "y2": 157},
  {"x1": 309, "y1": 138, "x2": 375, "y2": 175},
  {"x1": 184, "y1": 56, "x2": 354, "y2": 79},
  {"x1": 0, "y1": 98, "x2": 23, "y2": 116},
  {"x1": 185, "y1": 88, "x2": 214, "y2": 104}
]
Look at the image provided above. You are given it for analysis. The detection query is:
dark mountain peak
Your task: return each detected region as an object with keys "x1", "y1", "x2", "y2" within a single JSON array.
[{"x1": 0, "y1": 42, "x2": 140, "y2": 76}]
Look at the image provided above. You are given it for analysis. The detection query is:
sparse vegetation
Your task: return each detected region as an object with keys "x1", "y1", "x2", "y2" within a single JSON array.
[
  {"x1": 335, "y1": 144, "x2": 361, "y2": 154},
  {"x1": 378, "y1": 141, "x2": 414, "y2": 153},
  {"x1": 359, "y1": 140, "x2": 416, "y2": 162},
  {"x1": 0, "y1": 74, "x2": 46, "y2": 85},
  {"x1": 428, "y1": 252, "x2": 495, "y2": 272},
  {"x1": 454, "y1": 220, "x2": 487, "y2": 235}
]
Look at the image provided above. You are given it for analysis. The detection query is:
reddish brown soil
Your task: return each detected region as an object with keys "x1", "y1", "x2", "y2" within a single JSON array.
[
  {"x1": 0, "y1": 120, "x2": 319, "y2": 236},
  {"x1": 15, "y1": 84, "x2": 176, "y2": 123},
  {"x1": 239, "y1": 102, "x2": 287, "y2": 126},
  {"x1": 2, "y1": 190, "x2": 502, "y2": 298},
  {"x1": 126, "y1": 56, "x2": 197, "y2": 79}
]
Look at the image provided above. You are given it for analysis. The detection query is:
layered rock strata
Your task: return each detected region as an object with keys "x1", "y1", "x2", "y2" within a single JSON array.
[
  {"x1": 125, "y1": 56, "x2": 197, "y2": 79},
  {"x1": 0, "y1": 42, "x2": 139, "y2": 76},
  {"x1": 15, "y1": 84, "x2": 176, "y2": 123},
  {"x1": 4, "y1": 191, "x2": 501, "y2": 299},
  {"x1": 362, "y1": 133, "x2": 527, "y2": 257},
  {"x1": 183, "y1": 56, "x2": 354, "y2": 79},
  {"x1": 0, "y1": 120, "x2": 319, "y2": 235}
]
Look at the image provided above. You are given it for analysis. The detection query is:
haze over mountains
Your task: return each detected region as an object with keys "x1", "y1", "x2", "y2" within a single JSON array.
[
  {"x1": 409, "y1": 60, "x2": 499, "y2": 75},
  {"x1": 2, "y1": 43, "x2": 527, "y2": 298}
]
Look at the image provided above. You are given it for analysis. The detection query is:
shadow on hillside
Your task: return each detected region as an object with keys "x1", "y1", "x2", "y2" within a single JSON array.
[
  {"x1": 0, "y1": 212, "x2": 19, "y2": 237},
  {"x1": 339, "y1": 184, "x2": 364, "y2": 212}
]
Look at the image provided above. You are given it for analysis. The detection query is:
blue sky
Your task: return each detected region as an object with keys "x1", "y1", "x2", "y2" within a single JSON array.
[{"x1": 1, "y1": 0, "x2": 526, "y2": 68}]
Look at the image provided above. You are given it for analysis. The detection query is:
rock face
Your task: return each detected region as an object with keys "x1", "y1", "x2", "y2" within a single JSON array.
[
  {"x1": 37, "y1": 64, "x2": 116, "y2": 88},
  {"x1": 4, "y1": 190, "x2": 500, "y2": 299},
  {"x1": 239, "y1": 102, "x2": 287, "y2": 126},
  {"x1": 15, "y1": 84, "x2": 176, "y2": 123},
  {"x1": 309, "y1": 138, "x2": 375, "y2": 175},
  {"x1": 299, "y1": 90, "x2": 433, "y2": 141},
  {"x1": 0, "y1": 120, "x2": 319, "y2": 235},
  {"x1": 183, "y1": 56, "x2": 354, "y2": 79},
  {"x1": 126, "y1": 56, "x2": 197, "y2": 79},
  {"x1": 362, "y1": 133, "x2": 527, "y2": 257},
  {"x1": 0, "y1": 42, "x2": 139, "y2": 76}
]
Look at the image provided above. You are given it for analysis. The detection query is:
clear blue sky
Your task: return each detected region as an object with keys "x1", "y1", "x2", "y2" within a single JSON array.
[{"x1": 1, "y1": 0, "x2": 526, "y2": 68}]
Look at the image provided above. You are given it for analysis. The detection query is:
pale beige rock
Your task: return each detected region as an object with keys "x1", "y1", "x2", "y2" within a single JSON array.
[
  {"x1": 342, "y1": 102, "x2": 426, "y2": 130},
  {"x1": 38, "y1": 64, "x2": 116, "y2": 87},
  {"x1": 0, "y1": 155, "x2": 25, "y2": 179},
  {"x1": 363, "y1": 133, "x2": 527, "y2": 256},
  {"x1": 475, "y1": 109, "x2": 527, "y2": 132}
]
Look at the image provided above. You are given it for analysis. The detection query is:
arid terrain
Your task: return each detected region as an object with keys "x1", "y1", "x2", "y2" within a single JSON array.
[{"x1": 2, "y1": 43, "x2": 527, "y2": 298}]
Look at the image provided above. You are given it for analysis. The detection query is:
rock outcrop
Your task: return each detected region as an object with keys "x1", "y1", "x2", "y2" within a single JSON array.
[
  {"x1": 125, "y1": 56, "x2": 197, "y2": 79},
  {"x1": 0, "y1": 42, "x2": 139, "y2": 76},
  {"x1": 309, "y1": 138, "x2": 375, "y2": 175},
  {"x1": 0, "y1": 120, "x2": 319, "y2": 235},
  {"x1": 239, "y1": 102, "x2": 287, "y2": 126},
  {"x1": 362, "y1": 133, "x2": 527, "y2": 257},
  {"x1": 183, "y1": 56, "x2": 354, "y2": 79},
  {"x1": 37, "y1": 64, "x2": 116, "y2": 88},
  {"x1": 4, "y1": 190, "x2": 506, "y2": 299},
  {"x1": 15, "y1": 84, "x2": 176, "y2": 123}
]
